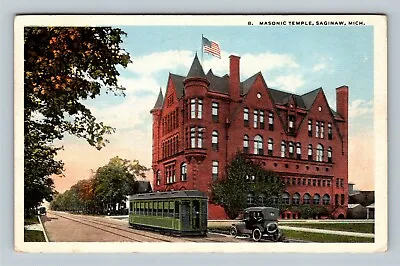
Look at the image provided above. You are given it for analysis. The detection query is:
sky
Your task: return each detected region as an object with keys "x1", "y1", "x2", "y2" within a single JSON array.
[{"x1": 52, "y1": 25, "x2": 375, "y2": 193}]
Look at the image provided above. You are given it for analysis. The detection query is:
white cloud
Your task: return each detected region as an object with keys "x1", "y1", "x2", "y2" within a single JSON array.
[
  {"x1": 203, "y1": 51, "x2": 299, "y2": 78},
  {"x1": 269, "y1": 74, "x2": 305, "y2": 93},
  {"x1": 118, "y1": 76, "x2": 161, "y2": 95},
  {"x1": 312, "y1": 62, "x2": 326, "y2": 72},
  {"x1": 127, "y1": 50, "x2": 193, "y2": 76},
  {"x1": 349, "y1": 99, "x2": 373, "y2": 119}
]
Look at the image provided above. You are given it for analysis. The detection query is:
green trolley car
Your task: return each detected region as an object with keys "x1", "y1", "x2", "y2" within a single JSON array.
[{"x1": 128, "y1": 190, "x2": 208, "y2": 236}]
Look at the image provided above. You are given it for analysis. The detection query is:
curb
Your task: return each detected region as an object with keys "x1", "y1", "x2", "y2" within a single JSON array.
[{"x1": 38, "y1": 216, "x2": 49, "y2": 242}]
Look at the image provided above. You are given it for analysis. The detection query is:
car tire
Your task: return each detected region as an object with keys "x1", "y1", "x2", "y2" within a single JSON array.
[
  {"x1": 252, "y1": 227, "x2": 263, "y2": 242},
  {"x1": 272, "y1": 228, "x2": 282, "y2": 242},
  {"x1": 230, "y1": 226, "x2": 238, "y2": 237}
]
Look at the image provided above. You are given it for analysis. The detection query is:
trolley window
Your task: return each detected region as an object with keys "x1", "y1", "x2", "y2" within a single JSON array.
[
  {"x1": 157, "y1": 201, "x2": 162, "y2": 216},
  {"x1": 163, "y1": 201, "x2": 169, "y2": 217},
  {"x1": 175, "y1": 201, "x2": 180, "y2": 219},
  {"x1": 169, "y1": 201, "x2": 174, "y2": 217},
  {"x1": 149, "y1": 202, "x2": 153, "y2": 216}
]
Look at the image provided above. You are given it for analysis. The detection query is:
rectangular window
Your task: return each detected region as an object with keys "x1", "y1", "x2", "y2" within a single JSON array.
[
  {"x1": 190, "y1": 99, "x2": 196, "y2": 119},
  {"x1": 322, "y1": 180, "x2": 326, "y2": 187},
  {"x1": 307, "y1": 179, "x2": 311, "y2": 186},
  {"x1": 260, "y1": 110, "x2": 264, "y2": 129},
  {"x1": 327, "y1": 180, "x2": 331, "y2": 187},
  {"x1": 198, "y1": 127, "x2": 204, "y2": 148},
  {"x1": 340, "y1": 194, "x2": 345, "y2": 205},
  {"x1": 244, "y1": 108, "x2": 249, "y2": 127},
  {"x1": 269, "y1": 112, "x2": 274, "y2": 130},
  {"x1": 212, "y1": 102, "x2": 219, "y2": 122},
  {"x1": 308, "y1": 119, "x2": 312, "y2": 137},
  {"x1": 315, "y1": 121, "x2": 320, "y2": 138},
  {"x1": 297, "y1": 178, "x2": 301, "y2": 185},
  {"x1": 288, "y1": 115, "x2": 295, "y2": 135},
  {"x1": 190, "y1": 127, "x2": 196, "y2": 148},
  {"x1": 212, "y1": 131, "x2": 218, "y2": 151},
  {"x1": 340, "y1": 178, "x2": 344, "y2": 188},
  {"x1": 302, "y1": 178, "x2": 306, "y2": 186},
  {"x1": 336, "y1": 178, "x2": 340, "y2": 188},
  {"x1": 328, "y1": 123, "x2": 333, "y2": 140},
  {"x1": 320, "y1": 122, "x2": 324, "y2": 138},
  {"x1": 317, "y1": 179, "x2": 321, "y2": 186},
  {"x1": 292, "y1": 178, "x2": 296, "y2": 186},
  {"x1": 197, "y1": 99, "x2": 203, "y2": 119},
  {"x1": 254, "y1": 110, "x2": 258, "y2": 128},
  {"x1": 212, "y1": 161, "x2": 219, "y2": 181},
  {"x1": 312, "y1": 179, "x2": 316, "y2": 186}
]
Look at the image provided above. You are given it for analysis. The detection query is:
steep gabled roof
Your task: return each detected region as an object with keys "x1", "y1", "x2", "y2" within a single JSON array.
[
  {"x1": 206, "y1": 70, "x2": 229, "y2": 94},
  {"x1": 241, "y1": 72, "x2": 260, "y2": 95},
  {"x1": 186, "y1": 53, "x2": 206, "y2": 79},
  {"x1": 268, "y1": 89, "x2": 307, "y2": 109},
  {"x1": 169, "y1": 73, "x2": 185, "y2": 98},
  {"x1": 152, "y1": 88, "x2": 164, "y2": 110},
  {"x1": 301, "y1": 88, "x2": 322, "y2": 109}
]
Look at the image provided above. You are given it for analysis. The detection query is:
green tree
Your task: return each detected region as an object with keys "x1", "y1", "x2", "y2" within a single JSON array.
[
  {"x1": 24, "y1": 27, "x2": 131, "y2": 214},
  {"x1": 93, "y1": 157, "x2": 149, "y2": 213},
  {"x1": 211, "y1": 152, "x2": 285, "y2": 219}
]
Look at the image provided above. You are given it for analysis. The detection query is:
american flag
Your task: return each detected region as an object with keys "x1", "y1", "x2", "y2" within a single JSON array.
[{"x1": 202, "y1": 36, "x2": 221, "y2": 59}]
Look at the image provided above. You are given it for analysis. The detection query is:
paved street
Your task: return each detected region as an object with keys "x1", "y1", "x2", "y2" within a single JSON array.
[{"x1": 42, "y1": 211, "x2": 247, "y2": 243}]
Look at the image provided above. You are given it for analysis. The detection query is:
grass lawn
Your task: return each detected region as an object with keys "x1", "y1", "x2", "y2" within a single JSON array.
[
  {"x1": 24, "y1": 216, "x2": 39, "y2": 225},
  {"x1": 283, "y1": 223, "x2": 374, "y2": 234},
  {"x1": 24, "y1": 230, "x2": 46, "y2": 242},
  {"x1": 282, "y1": 230, "x2": 374, "y2": 243}
]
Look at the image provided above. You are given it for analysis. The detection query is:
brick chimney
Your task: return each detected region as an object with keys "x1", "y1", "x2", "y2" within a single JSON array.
[
  {"x1": 336, "y1": 85, "x2": 349, "y2": 120},
  {"x1": 229, "y1": 55, "x2": 241, "y2": 101}
]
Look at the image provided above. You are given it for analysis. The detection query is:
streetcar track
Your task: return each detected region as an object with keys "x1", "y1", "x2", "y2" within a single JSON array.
[{"x1": 51, "y1": 212, "x2": 170, "y2": 242}]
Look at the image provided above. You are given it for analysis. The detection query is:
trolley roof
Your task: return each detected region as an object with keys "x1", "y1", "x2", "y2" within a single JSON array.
[{"x1": 128, "y1": 190, "x2": 208, "y2": 201}]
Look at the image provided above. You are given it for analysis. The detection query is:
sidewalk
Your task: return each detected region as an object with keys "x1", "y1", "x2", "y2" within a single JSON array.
[
  {"x1": 280, "y1": 225, "x2": 374, "y2": 238},
  {"x1": 24, "y1": 216, "x2": 49, "y2": 242}
]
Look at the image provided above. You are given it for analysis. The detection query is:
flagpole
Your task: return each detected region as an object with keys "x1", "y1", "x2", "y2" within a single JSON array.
[{"x1": 201, "y1": 34, "x2": 203, "y2": 64}]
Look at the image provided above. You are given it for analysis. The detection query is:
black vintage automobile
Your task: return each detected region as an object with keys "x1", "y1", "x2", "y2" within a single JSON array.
[{"x1": 230, "y1": 207, "x2": 282, "y2": 242}]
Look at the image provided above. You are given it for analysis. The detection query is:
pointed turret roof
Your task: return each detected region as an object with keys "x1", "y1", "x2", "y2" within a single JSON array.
[
  {"x1": 152, "y1": 88, "x2": 164, "y2": 110},
  {"x1": 186, "y1": 53, "x2": 207, "y2": 79}
]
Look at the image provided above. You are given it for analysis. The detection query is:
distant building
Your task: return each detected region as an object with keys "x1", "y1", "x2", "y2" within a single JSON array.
[
  {"x1": 347, "y1": 183, "x2": 374, "y2": 219},
  {"x1": 151, "y1": 53, "x2": 349, "y2": 219}
]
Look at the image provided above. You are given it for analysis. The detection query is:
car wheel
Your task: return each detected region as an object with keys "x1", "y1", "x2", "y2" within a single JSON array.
[
  {"x1": 230, "y1": 226, "x2": 238, "y2": 237},
  {"x1": 272, "y1": 228, "x2": 282, "y2": 242},
  {"x1": 252, "y1": 228, "x2": 263, "y2": 242}
]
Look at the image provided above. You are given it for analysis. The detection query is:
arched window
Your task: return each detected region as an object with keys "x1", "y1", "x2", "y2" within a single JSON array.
[
  {"x1": 328, "y1": 147, "x2": 332, "y2": 163},
  {"x1": 282, "y1": 192, "x2": 290, "y2": 205},
  {"x1": 313, "y1": 194, "x2": 321, "y2": 205},
  {"x1": 180, "y1": 162, "x2": 187, "y2": 181},
  {"x1": 243, "y1": 135, "x2": 249, "y2": 153},
  {"x1": 303, "y1": 193, "x2": 311, "y2": 204},
  {"x1": 296, "y1": 142, "x2": 301, "y2": 159},
  {"x1": 308, "y1": 144, "x2": 313, "y2": 160},
  {"x1": 323, "y1": 194, "x2": 330, "y2": 205},
  {"x1": 268, "y1": 138, "x2": 274, "y2": 156},
  {"x1": 212, "y1": 130, "x2": 218, "y2": 151},
  {"x1": 254, "y1": 135, "x2": 263, "y2": 155},
  {"x1": 316, "y1": 144, "x2": 324, "y2": 162},
  {"x1": 156, "y1": 170, "x2": 161, "y2": 186},
  {"x1": 292, "y1": 193, "x2": 300, "y2": 205},
  {"x1": 289, "y1": 141, "x2": 294, "y2": 158},
  {"x1": 281, "y1": 141, "x2": 286, "y2": 157}
]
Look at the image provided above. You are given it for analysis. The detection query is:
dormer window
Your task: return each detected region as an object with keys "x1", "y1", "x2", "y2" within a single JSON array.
[{"x1": 288, "y1": 115, "x2": 295, "y2": 135}]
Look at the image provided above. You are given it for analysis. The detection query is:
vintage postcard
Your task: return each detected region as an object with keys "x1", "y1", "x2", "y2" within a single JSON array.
[{"x1": 14, "y1": 14, "x2": 387, "y2": 253}]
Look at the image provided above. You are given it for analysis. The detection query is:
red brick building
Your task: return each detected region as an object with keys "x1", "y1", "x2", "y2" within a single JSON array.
[{"x1": 150, "y1": 54, "x2": 348, "y2": 220}]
